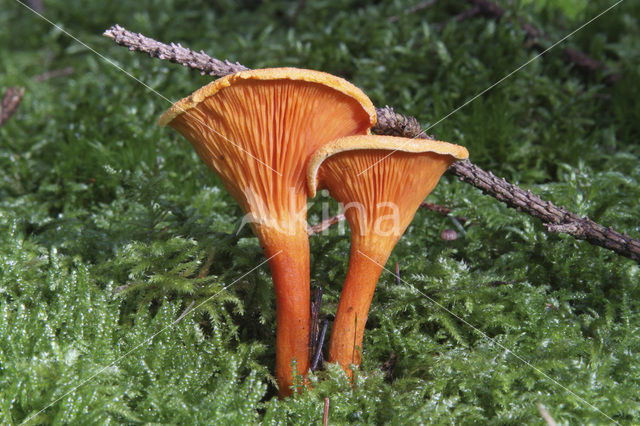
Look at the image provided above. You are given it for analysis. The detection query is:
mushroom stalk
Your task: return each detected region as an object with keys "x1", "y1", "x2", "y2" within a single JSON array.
[
  {"x1": 259, "y1": 227, "x2": 311, "y2": 394},
  {"x1": 328, "y1": 237, "x2": 389, "y2": 368}
]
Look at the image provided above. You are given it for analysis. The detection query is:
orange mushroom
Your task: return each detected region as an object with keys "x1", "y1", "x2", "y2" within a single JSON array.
[
  {"x1": 307, "y1": 135, "x2": 468, "y2": 374},
  {"x1": 158, "y1": 68, "x2": 375, "y2": 396}
]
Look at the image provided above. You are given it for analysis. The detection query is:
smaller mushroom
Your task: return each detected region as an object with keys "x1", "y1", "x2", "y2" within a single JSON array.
[{"x1": 307, "y1": 135, "x2": 468, "y2": 374}]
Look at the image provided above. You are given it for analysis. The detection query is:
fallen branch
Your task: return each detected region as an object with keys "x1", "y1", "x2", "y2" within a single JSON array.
[
  {"x1": 103, "y1": 25, "x2": 640, "y2": 263},
  {"x1": 104, "y1": 25, "x2": 247, "y2": 76},
  {"x1": 0, "y1": 87, "x2": 25, "y2": 127}
]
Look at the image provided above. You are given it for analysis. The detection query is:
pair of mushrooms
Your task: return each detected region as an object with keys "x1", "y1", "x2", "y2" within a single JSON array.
[{"x1": 158, "y1": 68, "x2": 468, "y2": 397}]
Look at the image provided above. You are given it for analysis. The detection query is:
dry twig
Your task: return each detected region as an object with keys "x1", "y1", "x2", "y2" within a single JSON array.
[
  {"x1": 35, "y1": 66, "x2": 74, "y2": 82},
  {"x1": 310, "y1": 287, "x2": 323, "y2": 351},
  {"x1": 0, "y1": 87, "x2": 25, "y2": 127},
  {"x1": 323, "y1": 397, "x2": 330, "y2": 426},
  {"x1": 112, "y1": 281, "x2": 136, "y2": 295},
  {"x1": 311, "y1": 320, "x2": 328, "y2": 372},
  {"x1": 420, "y1": 201, "x2": 468, "y2": 225},
  {"x1": 536, "y1": 403, "x2": 558, "y2": 426},
  {"x1": 308, "y1": 213, "x2": 345, "y2": 236},
  {"x1": 309, "y1": 288, "x2": 328, "y2": 371},
  {"x1": 197, "y1": 246, "x2": 217, "y2": 278},
  {"x1": 174, "y1": 300, "x2": 196, "y2": 324},
  {"x1": 388, "y1": 0, "x2": 437, "y2": 23},
  {"x1": 102, "y1": 25, "x2": 640, "y2": 263},
  {"x1": 307, "y1": 200, "x2": 465, "y2": 236},
  {"x1": 104, "y1": 24, "x2": 247, "y2": 76}
]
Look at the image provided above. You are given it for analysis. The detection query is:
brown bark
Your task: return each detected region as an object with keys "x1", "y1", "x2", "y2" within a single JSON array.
[{"x1": 102, "y1": 25, "x2": 640, "y2": 263}]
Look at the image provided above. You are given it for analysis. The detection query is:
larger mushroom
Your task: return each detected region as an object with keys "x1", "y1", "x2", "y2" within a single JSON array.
[
  {"x1": 158, "y1": 68, "x2": 375, "y2": 396},
  {"x1": 307, "y1": 135, "x2": 468, "y2": 374}
]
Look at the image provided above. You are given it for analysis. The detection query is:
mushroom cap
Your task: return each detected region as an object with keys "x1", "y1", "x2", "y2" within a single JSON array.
[
  {"x1": 159, "y1": 67, "x2": 375, "y2": 127},
  {"x1": 158, "y1": 68, "x2": 377, "y2": 235},
  {"x1": 306, "y1": 135, "x2": 468, "y2": 250},
  {"x1": 306, "y1": 135, "x2": 469, "y2": 197}
]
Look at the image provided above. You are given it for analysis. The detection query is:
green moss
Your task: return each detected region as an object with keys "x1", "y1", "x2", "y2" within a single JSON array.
[{"x1": 1, "y1": 0, "x2": 639, "y2": 423}]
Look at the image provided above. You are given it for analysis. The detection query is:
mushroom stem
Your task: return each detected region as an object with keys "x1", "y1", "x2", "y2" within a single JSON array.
[
  {"x1": 328, "y1": 238, "x2": 390, "y2": 373},
  {"x1": 260, "y1": 228, "x2": 311, "y2": 397}
]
